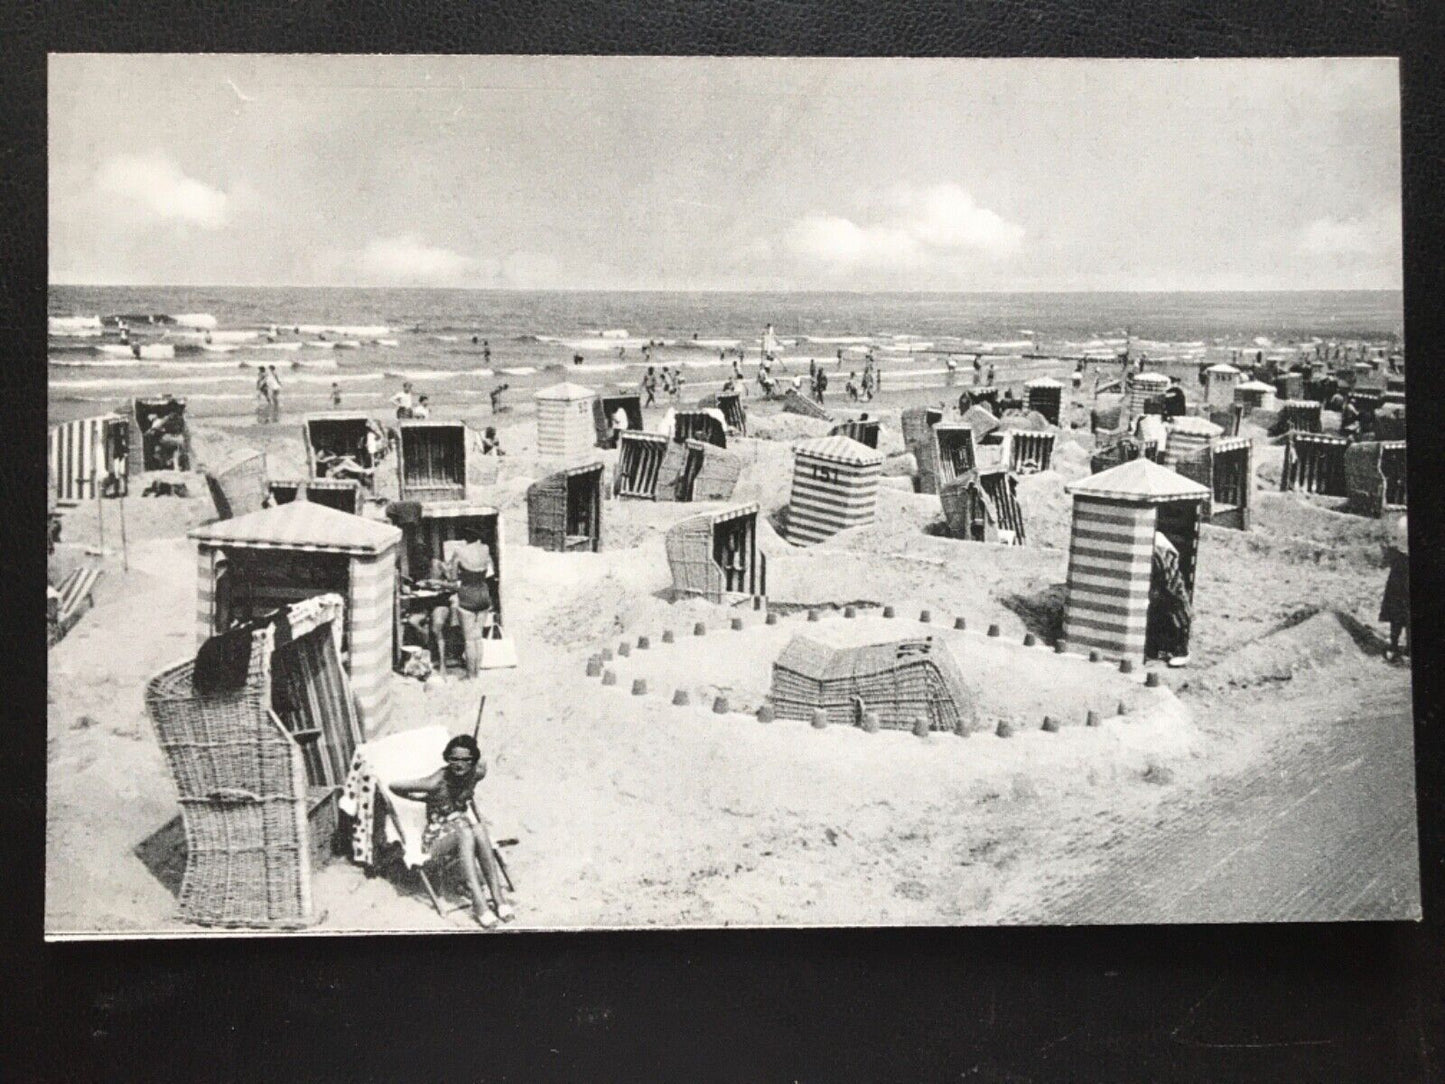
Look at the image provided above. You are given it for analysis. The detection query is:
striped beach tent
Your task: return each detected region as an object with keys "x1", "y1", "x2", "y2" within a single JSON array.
[
  {"x1": 783, "y1": 435, "x2": 884, "y2": 546},
  {"x1": 1062, "y1": 458, "x2": 1208, "y2": 662},
  {"x1": 190, "y1": 502, "x2": 401, "y2": 737},
  {"x1": 534, "y1": 382, "x2": 598, "y2": 462},
  {"x1": 48, "y1": 413, "x2": 129, "y2": 502},
  {"x1": 1203, "y1": 364, "x2": 1242, "y2": 409}
]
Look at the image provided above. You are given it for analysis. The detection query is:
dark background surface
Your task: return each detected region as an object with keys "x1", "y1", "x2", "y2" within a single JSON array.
[{"x1": 5, "y1": 2, "x2": 1444, "y2": 1079}]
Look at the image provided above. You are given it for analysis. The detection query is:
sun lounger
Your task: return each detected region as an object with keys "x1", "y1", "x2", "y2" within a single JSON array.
[{"x1": 48, "y1": 566, "x2": 103, "y2": 646}]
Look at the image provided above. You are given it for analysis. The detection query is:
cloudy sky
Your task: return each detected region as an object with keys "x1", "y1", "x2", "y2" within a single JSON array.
[{"x1": 49, "y1": 55, "x2": 1402, "y2": 292}]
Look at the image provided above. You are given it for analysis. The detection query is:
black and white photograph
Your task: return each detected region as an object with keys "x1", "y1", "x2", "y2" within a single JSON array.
[{"x1": 45, "y1": 54, "x2": 1417, "y2": 937}]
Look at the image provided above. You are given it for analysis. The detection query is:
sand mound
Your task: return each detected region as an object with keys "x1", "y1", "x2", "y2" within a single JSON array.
[
  {"x1": 748, "y1": 414, "x2": 834, "y2": 442},
  {"x1": 1190, "y1": 609, "x2": 1376, "y2": 692}
]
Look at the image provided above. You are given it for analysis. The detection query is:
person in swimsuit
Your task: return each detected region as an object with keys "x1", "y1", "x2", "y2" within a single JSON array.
[
  {"x1": 438, "y1": 531, "x2": 497, "y2": 679},
  {"x1": 389, "y1": 734, "x2": 513, "y2": 928}
]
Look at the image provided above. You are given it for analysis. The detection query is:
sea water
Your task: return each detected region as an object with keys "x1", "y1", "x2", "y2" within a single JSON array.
[{"x1": 48, "y1": 285, "x2": 1403, "y2": 417}]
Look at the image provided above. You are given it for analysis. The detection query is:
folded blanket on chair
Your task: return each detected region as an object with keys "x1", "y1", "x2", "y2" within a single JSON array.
[{"x1": 339, "y1": 725, "x2": 450, "y2": 868}]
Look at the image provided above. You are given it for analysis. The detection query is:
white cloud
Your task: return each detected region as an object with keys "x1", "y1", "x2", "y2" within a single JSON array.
[
  {"x1": 94, "y1": 153, "x2": 228, "y2": 230},
  {"x1": 786, "y1": 214, "x2": 919, "y2": 268},
  {"x1": 1298, "y1": 210, "x2": 1400, "y2": 257},
  {"x1": 358, "y1": 234, "x2": 483, "y2": 284},
  {"x1": 782, "y1": 183, "x2": 1022, "y2": 278},
  {"x1": 900, "y1": 184, "x2": 1025, "y2": 254}
]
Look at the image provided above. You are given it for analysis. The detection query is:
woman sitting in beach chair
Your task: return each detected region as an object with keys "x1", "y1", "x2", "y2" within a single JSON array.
[{"x1": 388, "y1": 733, "x2": 514, "y2": 928}]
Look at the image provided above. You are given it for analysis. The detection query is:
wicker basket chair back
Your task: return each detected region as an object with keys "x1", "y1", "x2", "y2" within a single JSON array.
[{"x1": 144, "y1": 634, "x2": 316, "y2": 929}]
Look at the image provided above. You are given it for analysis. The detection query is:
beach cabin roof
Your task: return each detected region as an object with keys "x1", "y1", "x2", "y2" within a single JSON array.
[
  {"x1": 534, "y1": 381, "x2": 596, "y2": 401},
  {"x1": 1237, "y1": 379, "x2": 1276, "y2": 391},
  {"x1": 190, "y1": 500, "x2": 401, "y2": 555},
  {"x1": 793, "y1": 434, "x2": 884, "y2": 467},
  {"x1": 1067, "y1": 457, "x2": 1210, "y2": 503},
  {"x1": 1206, "y1": 363, "x2": 1242, "y2": 374},
  {"x1": 682, "y1": 502, "x2": 760, "y2": 526},
  {"x1": 1024, "y1": 376, "x2": 1064, "y2": 388},
  {"x1": 1168, "y1": 415, "x2": 1224, "y2": 437},
  {"x1": 961, "y1": 405, "x2": 1001, "y2": 439},
  {"x1": 1131, "y1": 372, "x2": 1171, "y2": 387}
]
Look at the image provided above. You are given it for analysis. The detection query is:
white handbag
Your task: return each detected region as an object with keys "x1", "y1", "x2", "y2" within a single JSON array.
[{"x1": 479, "y1": 629, "x2": 518, "y2": 670}]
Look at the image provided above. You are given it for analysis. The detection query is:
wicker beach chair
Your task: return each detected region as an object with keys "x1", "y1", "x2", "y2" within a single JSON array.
[
  {"x1": 767, "y1": 636, "x2": 979, "y2": 734},
  {"x1": 205, "y1": 450, "x2": 269, "y2": 521},
  {"x1": 144, "y1": 641, "x2": 321, "y2": 929}
]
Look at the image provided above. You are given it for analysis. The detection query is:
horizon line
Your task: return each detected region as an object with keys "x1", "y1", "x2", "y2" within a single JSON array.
[{"x1": 48, "y1": 283, "x2": 1405, "y2": 296}]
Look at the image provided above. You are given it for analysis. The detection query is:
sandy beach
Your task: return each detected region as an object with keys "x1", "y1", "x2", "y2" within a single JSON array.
[{"x1": 45, "y1": 370, "x2": 1416, "y2": 935}]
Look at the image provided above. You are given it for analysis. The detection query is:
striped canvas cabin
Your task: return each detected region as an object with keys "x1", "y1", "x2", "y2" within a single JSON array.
[
  {"x1": 535, "y1": 382, "x2": 597, "y2": 461},
  {"x1": 783, "y1": 435, "x2": 884, "y2": 546},
  {"x1": 48, "y1": 412, "x2": 130, "y2": 502},
  {"x1": 190, "y1": 502, "x2": 401, "y2": 737},
  {"x1": 1204, "y1": 364, "x2": 1242, "y2": 409},
  {"x1": 1123, "y1": 372, "x2": 1170, "y2": 426},
  {"x1": 1062, "y1": 459, "x2": 1208, "y2": 662}
]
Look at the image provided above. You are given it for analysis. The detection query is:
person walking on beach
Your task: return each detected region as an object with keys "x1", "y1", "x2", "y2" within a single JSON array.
[
  {"x1": 256, "y1": 366, "x2": 272, "y2": 423},
  {"x1": 412, "y1": 394, "x2": 431, "y2": 420},
  {"x1": 392, "y1": 381, "x2": 415, "y2": 420},
  {"x1": 482, "y1": 340, "x2": 491, "y2": 365},
  {"x1": 973, "y1": 356, "x2": 983, "y2": 386},
  {"x1": 846, "y1": 372, "x2": 859, "y2": 401},
  {"x1": 986, "y1": 363, "x2": 996, "y2": 387},
  {"x1": 814, "y1": 367, "x2": 828, "y2": 405},
  {"x1": 330, "y1": 382, "x2": 343, "y2": 408},
  {"x1": 946, "y1": 356, "x2": 958, "y2": 386},
  {"x1": 642, "y1": 366, "x2": 658, "y2": 407},
  {"x1": 265, "y1": 365, "x2": 283, "y2": 423},
  {"x1": 1380, "y1": 515, "x2": 1410, "y2": 662}
]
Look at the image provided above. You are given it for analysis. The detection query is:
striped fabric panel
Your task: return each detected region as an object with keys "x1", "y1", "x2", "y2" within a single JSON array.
[
  {"x1": 1064, "y1": 499, "x2": 1153, "y2": 658},
  {"x1": 195, "y1": 550, "x2": 215, "y2": 645},
  {"x1": 787, "y1": 489, "x2": 880, "y2": 516},
  {"x1": 49, "y1": 416, "x2": 123, "y2": 502}
]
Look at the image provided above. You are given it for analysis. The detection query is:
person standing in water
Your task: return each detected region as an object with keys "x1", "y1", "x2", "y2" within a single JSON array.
[
  {"x1": 330, "y1": 382, "x2": 343, "y2": 408},
  {"x1": 265, "y1": 365, "x2": 283, "y2": 423}
]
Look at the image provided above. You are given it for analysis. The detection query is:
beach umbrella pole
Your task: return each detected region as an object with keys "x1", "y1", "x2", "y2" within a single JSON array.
[{"x1": 117, "y1": 477, "x2": 129, "y2": 571}]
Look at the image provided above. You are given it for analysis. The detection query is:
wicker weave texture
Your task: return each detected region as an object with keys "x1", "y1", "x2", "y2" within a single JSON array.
[
  {"x1": 144, "y1": 637, "x2": 314, "y2": 928},
  {"x1": 781, "y1": 388, "x2": 832, "y2": 421},
  {"x1": 691, "y1": 444, "x2": 743, "y2": 501},
  {"x1": 768, "y1": 636, "x2": 978, "y2": 734}
]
